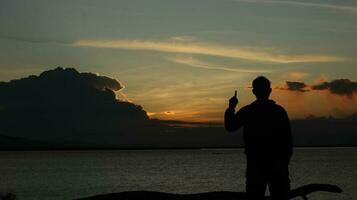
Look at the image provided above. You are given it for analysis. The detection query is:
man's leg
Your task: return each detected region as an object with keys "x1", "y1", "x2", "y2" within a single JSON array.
[
  {"x1": 267, "y1": 160, "x2": 290, "y2": 200},
  {"x1": 246, "y1": 159, "x2": 267, "y2": 200}
]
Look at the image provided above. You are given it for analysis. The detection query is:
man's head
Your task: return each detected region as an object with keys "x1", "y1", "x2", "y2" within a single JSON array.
[{"x1": 252, "y1": 76, "x2": 271, "y2": 100}]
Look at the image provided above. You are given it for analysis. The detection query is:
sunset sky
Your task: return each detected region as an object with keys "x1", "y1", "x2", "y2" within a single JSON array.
[{"x1": 1, "y1": 0, "x2": 357, "y2": 122}]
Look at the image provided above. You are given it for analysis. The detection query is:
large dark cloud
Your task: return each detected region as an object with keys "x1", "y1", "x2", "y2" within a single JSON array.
[
  {"x1": 0, "y1": 67, "x2": 148, "y2": 145},
  {"x1": 37, "y1": 67, "x2": 123, "y2": 91},
  {"x1": 311, "y1": 79, "x2": 357, "y2": 97}
]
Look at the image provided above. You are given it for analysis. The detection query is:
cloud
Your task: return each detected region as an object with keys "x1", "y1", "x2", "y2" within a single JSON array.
[
  {"x1": 167, "y1": 56, "x2": 271, "y2": 73},
  {"x1": 237, "y1": 0, "x2": 357, "y2": 14},
  {"x1": 36, "y1": 67, "x2": 124, "y2": 91},
  {"x1": 277, "y1": 81, "x2": 308, "y2": 92},
  {"x1": 311, "y1": 79, "x2": 357, "y2": 97},
  {"x1": 71, "y1": 39, "x2": 345, "y2": 63},
  {"x1": 286, "y1": 81, "x2": 307, "y2": 91},
  {"x1": 170, "y1": 35, "x2": 195, "y2": 42},
  {"x1": 80, "y1": 72, "x2": 123, "y2": 91},
  {"x1": 0, "y1": 67, "x2": 148, "y2": 143},
  {"x1": 279, "y1": 78, "x2": 357, "y2": 97}
]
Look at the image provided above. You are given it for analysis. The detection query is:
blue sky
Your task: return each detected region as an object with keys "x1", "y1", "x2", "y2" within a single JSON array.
[{"x1": 1, "y1": 0, "x2": 357, "y2": 121}]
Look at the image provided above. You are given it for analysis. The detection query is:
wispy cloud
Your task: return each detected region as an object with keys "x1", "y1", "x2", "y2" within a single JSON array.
[
  {"x1": 170, "y1": 35, "x2": 195, "y2": 42},
  {"x1": 72, "y1": 39, "x2": 345, "y2": 63},
  {"x1": 168, "y1": 56, "x2": 271, "y2": 73},
  {"x1": 237, "y1": 0, "x2": 357, "y2": 14}
]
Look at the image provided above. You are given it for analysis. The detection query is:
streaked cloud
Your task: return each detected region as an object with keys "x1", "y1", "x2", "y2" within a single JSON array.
[
  {"x1": 170, "y1": 35, "x2": 195, "y2": 42},
  {"x1": 0, "y1": 34, "x2": 69, "y2": 45},
  {"x1": 72, "y1": 39, "x2": 345, "y2": 63},
  {"x1": 168, "y1": 56, "x2": 271, "y2": 73},
  {"x1": 237, "y1": 0, "x2": 357, "y2": 14}
]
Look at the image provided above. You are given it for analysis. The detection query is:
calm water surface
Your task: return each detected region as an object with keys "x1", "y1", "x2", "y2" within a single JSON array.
[{"x1": 0, "y1": 148, "x2": 356, "y2": 200}]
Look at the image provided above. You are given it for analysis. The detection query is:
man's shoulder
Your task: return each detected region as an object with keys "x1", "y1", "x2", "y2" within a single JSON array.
[
  {"x1": 239, "y1": 104, "x2": 252, "y2": 112},
  {"x1": 246, "y1": 100, "x2": 287, "y2": 112},
  {"x1": 274, "y1": 103, "x2": 287, "y2": 112}
]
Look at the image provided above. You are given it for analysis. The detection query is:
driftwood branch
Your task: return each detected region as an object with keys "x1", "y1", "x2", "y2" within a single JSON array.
[
  {"x1": 75, "y1": 183, "x2": 342, "y2": 200},
  {"x1": 288, "y1": 184, "x2": 342, "y2": 200}
]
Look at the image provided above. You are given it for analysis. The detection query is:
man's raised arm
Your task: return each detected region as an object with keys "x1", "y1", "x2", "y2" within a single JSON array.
[{"x1": 224, "y1": 90, "x2": 244, "y2": 132}]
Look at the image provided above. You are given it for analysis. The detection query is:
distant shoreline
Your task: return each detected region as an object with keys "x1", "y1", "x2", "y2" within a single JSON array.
[{"x1": 0, "y1": 146, "x2": 357, "y2": 151}]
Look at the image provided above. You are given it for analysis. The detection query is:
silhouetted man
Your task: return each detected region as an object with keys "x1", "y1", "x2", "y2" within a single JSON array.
[{"x1": 225, "y1": 76, "x2": 292, "y2": 200}]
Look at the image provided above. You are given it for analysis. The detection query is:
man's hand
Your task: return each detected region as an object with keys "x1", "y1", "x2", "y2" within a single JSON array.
[{"x1": 229, "y1": 90, "x2": 238, "y2": 109}]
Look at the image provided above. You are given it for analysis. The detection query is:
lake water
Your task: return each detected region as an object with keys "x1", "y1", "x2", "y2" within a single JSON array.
[{"x1": 0, "y1": 148, "x2": 356, "y2": 200}]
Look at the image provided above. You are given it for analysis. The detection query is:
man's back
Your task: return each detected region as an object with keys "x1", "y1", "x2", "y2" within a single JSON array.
[{"x1": 238, "y1": 100, "x2": 292, "y2": 159}]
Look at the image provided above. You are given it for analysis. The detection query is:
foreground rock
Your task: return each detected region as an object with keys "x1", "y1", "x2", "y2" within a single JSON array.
[{"x1": 75, "y1": 184, "x2": 342, "y2": 200}]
